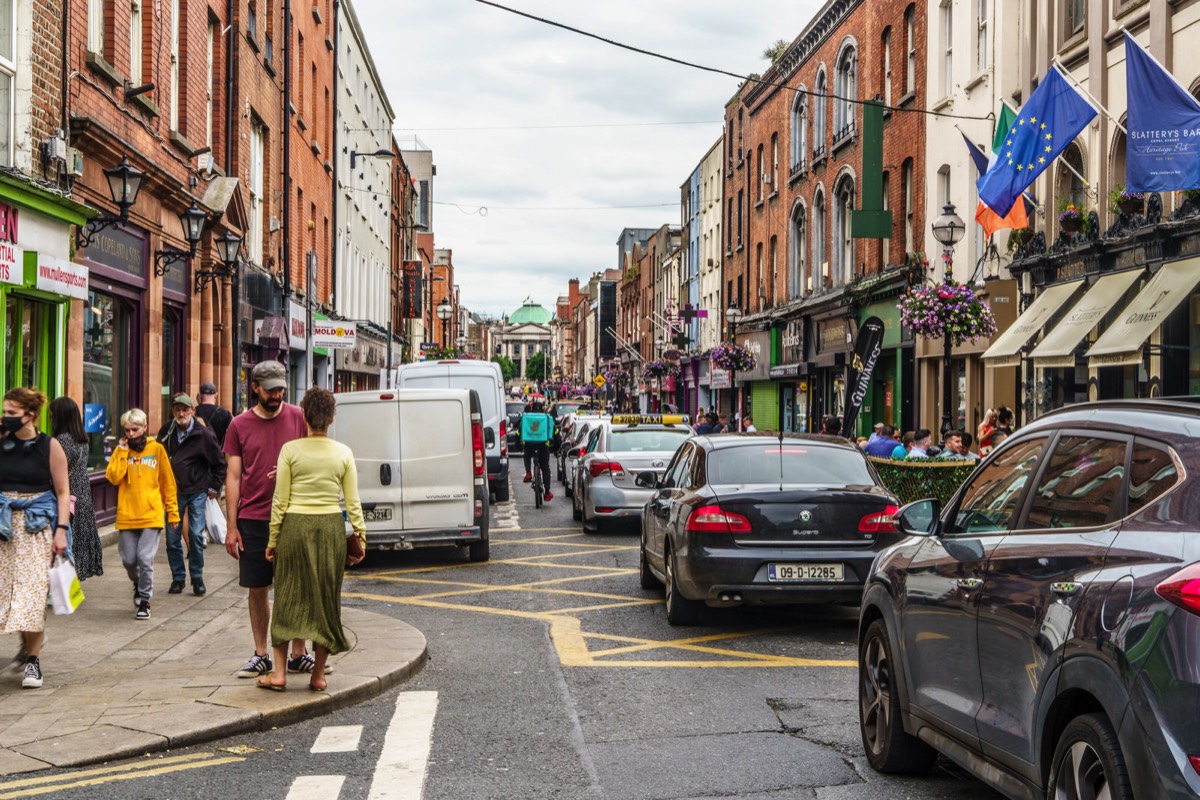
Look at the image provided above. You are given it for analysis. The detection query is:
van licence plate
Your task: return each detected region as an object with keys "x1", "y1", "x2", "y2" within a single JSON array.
[
  {"x1": 767, "y1": 563, "x2": 843, "y2": 582},
  {"x1": 363, "y1": 507, "x2": 393, "y2": 522}
]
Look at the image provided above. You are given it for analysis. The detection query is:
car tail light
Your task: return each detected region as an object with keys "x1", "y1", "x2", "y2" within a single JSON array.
[
  {"x1": 1155, "y1": 562, "x2": 1200, "y2": 616},
  {"x1": 499, "y1": 420, "x2": 508, "y2": 458},
  {"x1": 471, "y1": 421, "x2": 485, "y2": 476},
  {"x1": 379, "y1": 393, "x2": 395, "y2": 400},
  {"x1": 686, "y1": 504, "x2": 751, "y2": 533},
  {"x1": 589, "y1": 460, "x2": 624, "y2": 478},
  {"x1": 859, "y1": 505, "x2": 901, "y2": 535}
]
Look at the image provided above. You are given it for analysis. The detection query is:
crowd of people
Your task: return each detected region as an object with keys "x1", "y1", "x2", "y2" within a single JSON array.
[{"x1": 0, "y1": 360, "x2": 366, "y2": 691}]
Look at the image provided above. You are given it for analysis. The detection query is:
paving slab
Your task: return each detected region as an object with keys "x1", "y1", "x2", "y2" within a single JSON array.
[{"x1": 11, "y1": 726, "x2": 167, "y2": 768}]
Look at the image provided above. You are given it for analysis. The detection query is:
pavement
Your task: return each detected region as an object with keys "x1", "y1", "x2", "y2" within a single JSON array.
[{"x1": 0, "y1": 527, "x2": 428, "y2": 775}]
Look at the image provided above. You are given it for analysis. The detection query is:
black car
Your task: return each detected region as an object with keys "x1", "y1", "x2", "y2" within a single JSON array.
[
  {"x1": 638, "y1": 433, "x2": 901, "y2": 625},
  {"x1": 505, "y1": 400, "x2": 526, "y2": 453},
  {"x1": 859, "y1": 400, "x2": 1200, "y2": 800}
]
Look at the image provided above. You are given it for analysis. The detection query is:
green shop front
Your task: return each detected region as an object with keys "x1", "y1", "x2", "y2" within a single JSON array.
[
  {"x1": 734, "y1": 328, "x2": 775, "y2": 431},
  {"x1": 854, "y1": 297, "x2": 914, "y2": 438}
]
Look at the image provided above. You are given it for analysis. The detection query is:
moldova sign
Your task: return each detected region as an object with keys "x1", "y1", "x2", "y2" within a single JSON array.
[{"x1": 312, "y1": 320, "x2": 357, "y2": 349}]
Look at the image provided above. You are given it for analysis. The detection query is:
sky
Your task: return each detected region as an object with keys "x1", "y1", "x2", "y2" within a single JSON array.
[{"x1": 354, "y1": 0, "x2": 822, "y2": 319}]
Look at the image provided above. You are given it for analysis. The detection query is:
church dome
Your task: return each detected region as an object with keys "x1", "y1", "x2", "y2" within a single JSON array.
[{"x1": 508, "y1": 302, "x2": 552, "y2": 325}]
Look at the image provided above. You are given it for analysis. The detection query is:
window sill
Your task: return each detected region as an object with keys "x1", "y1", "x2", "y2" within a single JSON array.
[
  {"x1": 311, "y1": 3, "x2": 323, "y2": 23},
  {"x1": 754, "y1": 199, "x2": 765, "y2": 211},
  {"x1": 310, "y1": 139, "x2": 322, "y2": 156},
  {"x1": 897, "y1": 91, "x2": 916, "y2": 108},
  {"x1": 768, "y1": 190, "x2": 779, "y2": 203},
  {"x1": 85, "y1": 51, "x2": 123, "y2": 88},
  {"x1": 296, "y1": 115, "x2": 307, "y2": 132},
  {"x1": 169, "y1": 130, "x2": 198, "y2": 157},
  {"x1": 735, "y1": 244, "x2": 744, "y2": 254},
  {"x1": 324, "y1": 159, "x2": 334, "y2": 174},
  {"x1": 264, "y1": 58, "x2": 276, "y2": 78},
  {"x1": 811, "y1": 152, "x2": 827, "y2": 171},
  {"x1": 1059, "y1": 31, "x2": 1087, "y2": 62},
  {"x1": 788, "y1": 165, "x2": 807, "y2": 185},
  {"x1": 246, "y1": 33, "x2": 260, "y2": 53},
  {"x1": 964, "y1": 72, "x2": 988, "y2": 93},
  {"x1": 931, "y1": 95, "x2": 954, "y2": 112},
  {"x1": 130, "y1": 92, "x2": 160, "y2": 118},
  {"x1": 325, "y1": 35, "x2": 334, "y2": 51},
  {"x1": 831, "y1": 132, "x2": 856, "y2": 155}
]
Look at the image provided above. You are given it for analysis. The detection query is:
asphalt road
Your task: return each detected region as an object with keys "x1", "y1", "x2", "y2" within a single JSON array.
[{"x1": 13, "y1": 481, "x2": 1003, "y2": 800}]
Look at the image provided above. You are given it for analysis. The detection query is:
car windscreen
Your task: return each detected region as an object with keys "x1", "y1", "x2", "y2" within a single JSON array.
[
  {"x1": 506, "y1": 402, "x2": 526, "y2": 415},
  {"x1": 707, "y1": 445, "x2": 875, "y2": 486},
  {"x1": 554, "y1": 403, "x2": 583, "y2": 417},
  {"x1": 608, "y1": 429, "x2": 691, "y2": 453}
]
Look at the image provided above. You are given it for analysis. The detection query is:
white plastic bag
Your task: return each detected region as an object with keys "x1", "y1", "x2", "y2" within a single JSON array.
[
  {"x1": 49, "y1": 556, "x2": 84, "y2": 615},
  {"x1": 205, "y1": 496, "x2": 227, "y2": 544}
]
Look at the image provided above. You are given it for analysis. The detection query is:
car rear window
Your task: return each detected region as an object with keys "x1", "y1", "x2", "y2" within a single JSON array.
[
  {"x1": 707, "y1": 445, "x2": 874, "y2": 486},
  {"x1": 506, "y1": 402, "x2": 526, "y2": 415},
  {"x1": 609, "y1": 429, "x2": 691, "y2": 452}
]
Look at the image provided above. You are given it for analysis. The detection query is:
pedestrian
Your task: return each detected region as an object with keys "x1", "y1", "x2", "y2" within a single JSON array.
[
  {"x1": 995, "y1": 406, "x2": 1015, "y2": 437},
  {"x1": 936, "y1": 430, "x2": 972, "y2": 460},
  {"x1": 716, "y1": 412, "x2": 730, "y2": 432},
  {"x1": 821, "y1": 415, "x2": 843, "y2": 436},
  {"x1": 48, "y1": 397, "x2": 102, "y2": 580},
  {"x1": 864, "y1": 424, "x2": 898, "y2": 457},
  {"x1": 257, "y1": 389, "x2": 365, "y2": 692},
  {"x1": 694, "y1": 414, "x2": 715, "y2": 435},
  {"x1": 742, "y1": 415, "x2": 757, "y2": 432},
  {"x1": 156, "y1": 393, "x2": 226, "y2": 596},
  {"x1": 907, "y1": 429, "x2": 933, "y2": 458},
  {"x1": 977, "y1": 408, "x2": 998, "y2": 454},
  {"x1": 0, "y1": 388, "x2": 71, "y2": 688},
  {"x1": 106, "y1": 408, "x2": 179, "y2": 620},
  {"x1": 223, "y1": 361, "x2": 318, "y2": 679},
  {"x1": 891, "y1": 431, "x2": 915, "y2": 459},
  {"x1": 195, "y1": 382, "x2": 233, "y2": 448},
  {"x1": 960, "y1": 432, "x2": 981, "y2": 461}
]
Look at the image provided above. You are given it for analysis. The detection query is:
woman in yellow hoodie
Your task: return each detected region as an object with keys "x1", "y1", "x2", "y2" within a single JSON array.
[{"x1": 106, "y1": 408, "x2": 179, "y2": 620}]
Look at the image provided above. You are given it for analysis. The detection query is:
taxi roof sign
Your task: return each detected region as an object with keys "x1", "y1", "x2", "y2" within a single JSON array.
[{"x1": 610, "y1": 414, "x2": 691, "y2": 426}]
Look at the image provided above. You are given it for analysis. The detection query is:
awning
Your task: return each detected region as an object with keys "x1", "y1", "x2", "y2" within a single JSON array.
[
  {"x1": 1087, "y1": 257, "x2": 1200, "y2": 367},
  {"x1": 1029, "y1": 270, "x2": 1142, "y2": 368},
  {"x1": 981, "y1": 279, "x2": 1085, "y2": 368}
]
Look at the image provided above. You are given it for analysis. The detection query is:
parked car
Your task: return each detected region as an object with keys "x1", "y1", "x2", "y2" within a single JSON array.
[
  {"x1": 858, "y1": 399, "x2": 1199, "y2": 800},
  {"x1": 639, "y1": 433, "x2": 901, "y2": 625},
  {"x1": 506, "y1": 400, "x2": 527, "y2": 454},
  {"x1": 574, "y1": 414, "x2": 693, "y2": 533},
  {"x1": 558, "y1": 413, "x2": 606, "y2": 491}
]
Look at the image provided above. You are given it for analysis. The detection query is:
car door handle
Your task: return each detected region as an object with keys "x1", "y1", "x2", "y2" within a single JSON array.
[
  {"x1": 1051, "y1": 581, "x2": 1084, "y2": 596},
  {"x1": 956, "y1": 578, "x2": 984, "y2": 591}
]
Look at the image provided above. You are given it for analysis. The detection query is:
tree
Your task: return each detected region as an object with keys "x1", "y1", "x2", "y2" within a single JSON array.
[
  {"x1": 763, "y1": 39, "x2": 788, "y2": 64},
  {"x1": 524, "y1": 351, "x2": 548, "y2": 382},
  {"x1": 491, "y1": 355, "x2": 517, "y2": 383}
]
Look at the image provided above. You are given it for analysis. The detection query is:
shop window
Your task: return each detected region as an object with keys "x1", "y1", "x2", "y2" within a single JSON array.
[
  {"x1": 4, "y1": 294, "x2": 59, "y2": 400},
  {"x1": 0, "y1": 0, "x2": 13, "y2": 166},
  {"x1": 83, "y1": 291, "x2": 137, "y2": 471},
  {"x1": 161, "y1": 306, "x2": 185, "y2": 423}
]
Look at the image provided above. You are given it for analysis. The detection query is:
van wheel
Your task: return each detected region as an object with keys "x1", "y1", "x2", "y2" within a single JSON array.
[
  {"x1": 467, "y1": 538, "x2": 490, "y2": 562},
  {"x1": 493, "y1": 483, "x2": 510, "y2": 503}
]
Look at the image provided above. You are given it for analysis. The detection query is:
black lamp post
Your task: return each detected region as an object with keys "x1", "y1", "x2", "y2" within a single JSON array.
[
  {"x1": 436, "y1": 297, "x2": 452, "y2": 348},
  {"x1": 931, "y1": 201, "x2": 966, "y2": 437},
  {"x1": 726, "y1": 303, "x2": 743, "y2": 418}
]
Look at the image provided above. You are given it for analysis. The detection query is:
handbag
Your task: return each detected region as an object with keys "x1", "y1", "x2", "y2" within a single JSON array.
[
  {"x1": 48, "y1": 556, "x2": 84, "y2": 615},
  {"x1": 205, "y1": 496, "x2": 227, "y2": 544},
  {"x1": 346, "y1": 532, "x2": 365, "y2": 564}
]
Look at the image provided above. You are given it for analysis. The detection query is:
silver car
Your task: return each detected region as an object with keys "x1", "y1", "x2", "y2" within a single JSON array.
[{"x1": 573, "y1": 415, "x2": 693, "y2": 533}]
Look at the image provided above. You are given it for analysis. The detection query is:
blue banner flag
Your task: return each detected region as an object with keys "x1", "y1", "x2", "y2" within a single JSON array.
[
  {"x1": 977, "y1": 68, "x2": 1096, "y2": 217},
  {"x1": 1125, "y1": 32, "x2": 1200, "y2": 192}
]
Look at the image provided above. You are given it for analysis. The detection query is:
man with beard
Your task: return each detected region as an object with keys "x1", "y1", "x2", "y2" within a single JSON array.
[{"x1": 223, "y1": 361, "x2": 312, "y2": 678}]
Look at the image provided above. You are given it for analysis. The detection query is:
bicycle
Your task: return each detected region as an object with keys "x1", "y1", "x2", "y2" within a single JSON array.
[{"x1": 531, "y1": 446, "x2": 545, "y2": 509}]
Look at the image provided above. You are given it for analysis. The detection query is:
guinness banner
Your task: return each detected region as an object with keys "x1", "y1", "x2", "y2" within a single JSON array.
[{"x1": 842, "y1": 316, "x2": 885, "y2": 437}]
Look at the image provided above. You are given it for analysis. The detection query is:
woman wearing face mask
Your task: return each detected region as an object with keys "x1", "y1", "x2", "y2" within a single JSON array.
[
  {"x1": 106, "y1": 408, "x2": 179, "y2": 620},
  {"x1": 0, "y1": 388, "x2": 71, "y2": 689}
]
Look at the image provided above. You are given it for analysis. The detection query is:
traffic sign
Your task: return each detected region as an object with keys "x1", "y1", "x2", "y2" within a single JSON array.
[{"x1": 592, "y1": 374, "x2": 606, "y2": 388}]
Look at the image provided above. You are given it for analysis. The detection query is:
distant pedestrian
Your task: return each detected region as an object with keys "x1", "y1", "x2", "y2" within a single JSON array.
[
  {"x1": 907, "y1": 429, "x2": 933, "y2": 458},
  {"x1": 257, "y1": 389, "x2": 365, "y2": 692},
  {"x1": 195, "y1": 382, "x2": 233, "y2": 448},
  {"x1": 891, "y1": 431, "x2": 916, "y2": 459},
  {"x1": 977, "y1": 408, "x2": 998, "y2": 454},
  {"x1": 157, "y1": 394, "x2": 226, "y2": 596},
  {"x1": 694, "y1": 414, "x2": 715, "y2": 435},
  {"x1": 864, "y1": 424, "x2": 898, "y2": 457},
  {"x1": 49, "y1": 397, "x2": 102, "y2": 580},
  {"x1": 821, "y1": 415, "x2": 843, "y2": 436},
  {"x1": 936, "y1": 430, "x2": 974, "y2": 461},
  {"x1": 223, "y1": 361, "x2": 314, "y2": 679},
  {"x1": 994, "y1": 406, "x2": 1015, "y2": 437},
  {"x1": 106, "y1": 408, "x2": 179, "y2": 621},
  {"x1": 716, "y1": 412, "x2": 731, "y2": 433},
  {"x1": 741, "y1": 416, "x2": 757, "y2": 432},
  {"x1": 0, "y1": 388, "x2": 71, "y2": 689}
]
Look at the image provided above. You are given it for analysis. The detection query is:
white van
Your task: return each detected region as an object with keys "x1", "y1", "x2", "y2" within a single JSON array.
[
  {"x1": 331, "y1": 388, "x2": 490, "y2": 561},
  {"x1": 394, "y1": 360, "x2": 510, "y2": 501}
]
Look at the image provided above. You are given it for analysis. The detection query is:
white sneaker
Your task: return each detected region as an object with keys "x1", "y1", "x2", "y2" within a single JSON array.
[{"x1": 21, "y1": 659, "x2": 42, "y2": 689}]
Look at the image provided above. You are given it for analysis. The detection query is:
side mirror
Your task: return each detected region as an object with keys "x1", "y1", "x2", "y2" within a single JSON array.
[
  {"x1": 485, "y1": 428, "x2": 496, "y2": 447},
  {"x1": 634, "y1": 470, "x2": 658, "y2": 489},
  {"x1": 895, "y1": 498, "x2": 941, "y2": 537}
]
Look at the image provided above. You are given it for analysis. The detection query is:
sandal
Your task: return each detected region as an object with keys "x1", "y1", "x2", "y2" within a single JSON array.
[
  {"x1": 309, "y1": 678, "x2": 327, "y2": 692},
  {"x1": 256, "y1": 675, "x2": 286, "y2": 692}
]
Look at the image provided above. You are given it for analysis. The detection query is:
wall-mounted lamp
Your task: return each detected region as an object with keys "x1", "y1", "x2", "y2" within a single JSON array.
[
  {"x1": 350, "y1": 148, "x2": 392, "y2": 168},
  {"x1": 194, "y1": 229, "x2": 243, "y2": 293},
  {"x1": 75, "y1": 155, "x2": 144, "y2": 249},
  {"x1": 154, "y1": 202, "x2": 209, "y2": 276}
]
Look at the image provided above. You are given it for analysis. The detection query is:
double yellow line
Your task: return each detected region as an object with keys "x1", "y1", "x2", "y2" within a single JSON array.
[{"x1": 0, "y1": 752, "x2": 245, "y2": 798}]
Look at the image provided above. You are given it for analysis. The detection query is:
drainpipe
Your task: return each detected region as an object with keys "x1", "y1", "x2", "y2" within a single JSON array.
[
  {"x1": 226, "y1": 0, "x2": 240, "y2": 409},
  {"x1": 330, "y1": 0, "x2": 340, "y2": 316},
  {"x1": 282, "y1": 0, "x2": 292, "y2": 330}
]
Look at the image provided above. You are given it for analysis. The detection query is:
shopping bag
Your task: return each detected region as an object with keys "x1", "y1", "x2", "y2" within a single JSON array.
[
  {"x1": 205, "y1": 496, "x2": 227, "y2": 544},
  {"x1": 49, "y1": 556, "x2": 84, "y2": 615}
]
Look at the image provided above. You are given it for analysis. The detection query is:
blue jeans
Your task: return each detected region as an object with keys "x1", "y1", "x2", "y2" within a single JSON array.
[{"x1": 166, "y1": 492, "x2": 207, "y2": 583}]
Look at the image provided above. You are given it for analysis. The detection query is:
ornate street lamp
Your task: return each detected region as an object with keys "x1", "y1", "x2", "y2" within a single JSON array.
[
  {"x1": 75, "y1": 155, "x2": 145, "y2": 249},
  {"x1": 436, "y1": 297, "x2": 453, "y2": 348},
  {"x1": 931, "y1": 202, "x2": 966, "y2": 436},
  {"x1": 155, "y1": 201, "x2": 209, "y2": 276},
  {"x1": 195, "y1": 229, "x2": 243, "y2": 293},
  {"x1": 726, "y1": 303, "x2": 743, "y2": 418}
]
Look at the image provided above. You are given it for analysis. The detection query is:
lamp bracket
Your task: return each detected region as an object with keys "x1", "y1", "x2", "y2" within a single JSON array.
[
  {"x1": 154, "y1": 246, "x2": 192, "y2": 277},
  {"x1": 74, "y1": 214, "x2": 124, "y2": 251},
  {"x1": 194, "y1": 264, "x2": 236, "y2": 294}
]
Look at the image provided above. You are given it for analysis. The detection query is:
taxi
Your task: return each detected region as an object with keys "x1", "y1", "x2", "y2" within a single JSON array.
[{"x1": 572, "y1": 414, "x2": 693, "y2": 534}]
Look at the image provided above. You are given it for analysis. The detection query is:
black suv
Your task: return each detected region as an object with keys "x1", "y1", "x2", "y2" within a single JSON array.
[{"x1": 859, "y1": 400, "x2": 1200, "y2": 800}]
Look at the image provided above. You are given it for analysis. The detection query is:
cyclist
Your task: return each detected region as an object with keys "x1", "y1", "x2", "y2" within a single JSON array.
[{"x1": 520, "y1": 398, "x2": 555, "y2": 502}]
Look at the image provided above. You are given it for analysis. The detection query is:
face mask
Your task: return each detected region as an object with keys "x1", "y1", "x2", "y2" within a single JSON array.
[
  {"x1": 0, "y1": 416, "x2": 24, "y2": 434},
  {"x1": 128, "y1": 435, "x2": 148, "y2": 452}
]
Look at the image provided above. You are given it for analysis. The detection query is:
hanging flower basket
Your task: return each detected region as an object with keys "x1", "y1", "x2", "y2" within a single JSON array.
[
  {"x1": 898, "y1": 279, "x2": 998, "y2": 347},
  {"x1": 1058, "y1": 203, "x2": 1085, "y2": 233},
  {"x1": 710, "y1": 342, "x2": 757, "y2": 372},
  {"x1": 604, "y1": 367, "x2": 627, "y2": 383},
  {"x1": 642, "y1": 359, "x2": 680, "y2": 379}
]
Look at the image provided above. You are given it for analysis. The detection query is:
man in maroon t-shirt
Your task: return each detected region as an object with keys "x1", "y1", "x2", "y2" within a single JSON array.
[{"x1": 223, "y1": 361, "x2": 311, "y2": 678}]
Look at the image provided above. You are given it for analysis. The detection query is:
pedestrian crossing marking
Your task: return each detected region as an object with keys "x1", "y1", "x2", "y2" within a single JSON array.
[
  {"x1": 311, "y1": 725, "x2": 364, "y2": 753},
  {"x1": 284, "y1": 775, "x2": 346, "y2": 800},
  {"x1": 367, "y1": 691, "x2": 438, "y2": 800}
]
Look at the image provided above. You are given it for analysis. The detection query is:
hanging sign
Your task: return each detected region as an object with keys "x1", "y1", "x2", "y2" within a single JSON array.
[
  {"x1": 312, "y1": 319, "x2": 356, "y2": 349},
  {"x1": 36, "y1": 256, "x2": 88, "y2": 300}
]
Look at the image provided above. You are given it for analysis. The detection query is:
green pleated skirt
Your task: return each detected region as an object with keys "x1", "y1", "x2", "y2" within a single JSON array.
[{"x1": 270, "y1": 512, "x2": 350, "y2": 654}]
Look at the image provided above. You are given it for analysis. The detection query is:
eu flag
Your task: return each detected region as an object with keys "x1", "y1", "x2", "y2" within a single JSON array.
[
  {"x1": 977, "y1": 68, "x2": 1096, "y2": 217},
  {"x1": 1125, "y1": 32, "x2": 1200, "y2": 192}
]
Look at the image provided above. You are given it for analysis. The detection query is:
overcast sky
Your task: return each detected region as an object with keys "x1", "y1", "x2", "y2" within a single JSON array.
[{"x1": 354, "y1": 0, "x2": 821, "y2": 319}]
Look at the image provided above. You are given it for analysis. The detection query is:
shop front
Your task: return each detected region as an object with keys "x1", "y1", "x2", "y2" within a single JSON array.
[
  {"x1": 734, "y1": 328, "x2": 774, "y2": 430},
  {"x1": 856, "y1": 297, "x2": 914, "y2": 438},
  {"x1": 810, "y1": 309, "x2": 854, "y2": 427},
  {"x1": 335, "y1": 328, "x2": 386, "y2": 392},
  {"x1": 769, "y1": 316, "x2": 810, "y2": 432},
  {"x1": 238, "y1": 266, "x2": 285, "y2": 410}
]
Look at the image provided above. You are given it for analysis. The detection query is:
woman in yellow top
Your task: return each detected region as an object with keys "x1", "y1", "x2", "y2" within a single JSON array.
[
  {"x1": 259, "y1": 388, "x2": 365, "y2": 692},
  {"x1": 106, "y1": 408, "x2": 179, "y2": 620}
]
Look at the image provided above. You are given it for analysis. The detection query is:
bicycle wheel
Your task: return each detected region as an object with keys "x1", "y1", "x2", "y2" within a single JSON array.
[{"x1": 533, "y1": 462, "x2": 543, "y2": 508}]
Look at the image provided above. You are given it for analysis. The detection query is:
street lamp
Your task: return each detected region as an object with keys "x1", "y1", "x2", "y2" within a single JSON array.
[
  {"x1": 436, "y1": 297, "x2": 453, "y2": 348},
  {"x1": 154, "y1": 201, "x2": 209, "y2": 276},
  {"x1": 456, "y1": 334, "x2": 466, "y2": 356},
  {"x1": 726, "y1": 303, "x2": 743, "y2": 419},
  {"x1": 75, "y1": 155, "x2": 145, "y2": 249},
  {"x1": 931, "y1": 201, "x2": 966, "y2": 436},
  {"x1": 195, "y1": 229, "x2": 242, "y2": 293}
]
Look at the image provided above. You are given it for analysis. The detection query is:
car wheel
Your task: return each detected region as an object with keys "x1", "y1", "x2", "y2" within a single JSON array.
[
  {"x1": 1047, "y1": 713, "x2": 1133, "y2": 800},
  {"x1": 859, "y1": 619, "x2": 936, "y2": 774},
  {"x1": 493, "y1": 483, "x2": 510, "y2": 503},
  {"x1": 565, "y1": 479, "x2": 574, "y2": 498},
  {"x1": 639, "y1": 539, "x2": 661, "y2": 590},
  {"x1": 664, "y1": 547, "x2": 703, "y2": 626},
  {"x1": 572, "y1": 494, "x2": 582, "y2": 522}
]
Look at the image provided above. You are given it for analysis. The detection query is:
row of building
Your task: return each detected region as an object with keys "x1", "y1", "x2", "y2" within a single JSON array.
[{"x1": 542, "y1": 0, "x2": 1200, "y2": 437}]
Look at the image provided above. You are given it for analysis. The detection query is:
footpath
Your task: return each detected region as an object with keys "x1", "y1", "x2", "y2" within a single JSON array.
[{"x1": 0, "y1": 529, "x2": 427, "y2": 774}]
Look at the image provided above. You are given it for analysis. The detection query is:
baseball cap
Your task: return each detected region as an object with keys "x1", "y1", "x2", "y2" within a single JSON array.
[
  {"x1": 199, "y1": 382, "x2": 217, "y2": 395},
  {"x1": 251, "y1": 360, "x2": 288, "y2": 390},
  {"x1": 171, "y1": 393, "x2": 195, "y2": 408}
]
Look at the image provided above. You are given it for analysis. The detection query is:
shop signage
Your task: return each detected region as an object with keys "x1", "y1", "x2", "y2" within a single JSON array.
[
  {"x1": 734, "y1": 330, "x2": 771, "y2": 381},
  {"x1": 710, "y1": 365, "x2": 731, "y2": 389},
  {"x1": 842, "y1": 316, "x2": 885, "y2": 436},
  {"x1": 83, "y1": 225, "x2": 145, "y2": 278},
  {"x1": 288, "y1": 300, "x2": 307, "y2": 351},
  {"x1": 335, "y1": 331, "x2": 385, "y2": 373},
  {"x1": 769, "y1": 364, "x2": 803, "y2": 379},
  {"x1": 36, "y1": 255, "x2": 88, "y2": 300},
  {"x1": 817, "y1": 316, "x2": 851, "y2": 354},
  {"x1": 402, "y1": 262, "x2": 422, "y2": 319},
  {"x1": 0, "y1": 201, "x2": 18, "y2": 243},
  {"x1": 313, "y1": 319, "x2": 356, "y2": 349},
  {"x1": 0, "y1": 239, "x2": 23, "y2": 285},
  {"x1": 780, "y1": 319, "x2": 805, "y2": 364}
]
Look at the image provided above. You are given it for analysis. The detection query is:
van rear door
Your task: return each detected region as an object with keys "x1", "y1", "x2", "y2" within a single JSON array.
[
  {"x1": 399, "y1": 391, "x2": 474, "y2": 528},
  {"x1": 332, "y1": 393, "x2": 406, "y2": 531}
]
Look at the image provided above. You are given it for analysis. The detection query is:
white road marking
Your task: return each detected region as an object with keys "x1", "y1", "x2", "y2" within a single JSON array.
[
  {"x1": 285, "y1": 774, "x2": 346, "y2": 800},
  {"x1": 367, "y1": 691, "x2": 439, "y2": 800},
  {"x1": 311, "y1": 725, "x2": 364, "y2": 753}
]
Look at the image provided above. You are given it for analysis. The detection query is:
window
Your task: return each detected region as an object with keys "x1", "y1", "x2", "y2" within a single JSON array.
[
  {"x1": 881, "y1": 171, "x2": 891, "y2": 265},
  {"x1": 0, "y1": 0, "x2": 12, "y2": 166},
  {"x1": 297, "y1": 32, "x2": 305, "y2": 117},
  {"x1": 769, "y1": 235, "x2": 778, "y2": 305},
  {"x1": 1128, "y1": 441, "x2": 1179, "y2": 514},
  {"x1": 834, "y1": 177, "x2": 854, "y2": 285},
  {"x1": 976, "y1": 0, "x2": 988, "y2": 74},
  {"x1": 940, "y1": 0, "x2": 953, "y2": 97},
  {"x1": 129, "y1": 0, "x2": 143, "y2": 86},
  {"x1": 938, "y1": 164, "x2": 951, "y2": 208},
  {"x1": 905, "y1": 6, "x2": 916, "y2": 95},
  {"x1": 790, "y1": 203, "x2": 807, "y2": 296},
  {"x1": 790, "y1": 93, "x2": 808, "y2": 173},
  {"x1": 83, "y1": 290, "x2": 138, "y2": 471},
  {"x1": 249, "y1": 119, "x2": 265, "y2": 265},
  {"x1": 771, "y1": 134, "x2": 779, "y2": 192},
  {"x1": 169, "y1": 0, "x2": 180, "y2": 131},
  {"x1": 814, "y1": 189, "x2": 826, "y2": 288},
  {"x1": 1026, "y1": 437, "x2": 1128, "y2": 529},
  {"x1": 736, "y1": 189, "x2": 743, "y2": 247},
  {"x1": 206, "y1": 20, "x2": 216, "y2": 151},
  {"x1": 727, "y1": 198, "x2": 733, "y2": 252},
  {"x1": 813, "y1": 70, "x2": 827, "y2": 160},
  {"x1": 88, "y1": 0, "x2": 105, "y2": 53},
  {"x1": 881, "y1": 28, "x2": 892, "y2": 106},
  {"x1": 756, "y1": 144, "x2": 764, "y2": 203},
  {"x1": 948, "y1": 438, "x2": 1047, "y2": 534},
  {"x1": 834, "y1": 45, "x2": 857, "y2": 141},
  {"x1": 1065, "y1": 0, "x2": 1085, "y2": 38},
  {"x1": 902, "y1": 159, "x2": 914, "y2": 253}
]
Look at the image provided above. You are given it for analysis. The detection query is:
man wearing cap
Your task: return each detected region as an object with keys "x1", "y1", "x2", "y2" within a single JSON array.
[
  {"x1": 195, "y1": 382, "x2": 233, "y2": 447},
  {"x1": 223, "y1": 361, "x2": 313, "y2": 678},
  {"x1": 156, "y1": 394, "x2": 227, "y2": 596}
]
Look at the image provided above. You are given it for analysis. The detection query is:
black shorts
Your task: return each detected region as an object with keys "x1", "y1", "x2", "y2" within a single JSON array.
[{"x1": 236, "y1": 517, "x2": 273, "y2": 589}]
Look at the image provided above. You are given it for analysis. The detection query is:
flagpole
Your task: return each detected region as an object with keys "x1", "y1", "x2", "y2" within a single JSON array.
[{"x1": 1050, "y1": 60, "x2": 1127, "y2": 135}]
